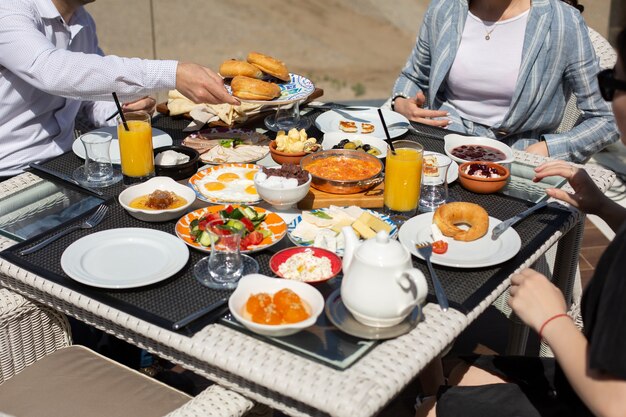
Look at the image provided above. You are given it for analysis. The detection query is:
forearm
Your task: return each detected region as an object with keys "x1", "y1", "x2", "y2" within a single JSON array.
[
  {"x1": 543, "y1": 319, "x2": 626, "y2": 417},
  {"x1": 594, "y1": 199, "x2": 626, "y2": 232}
]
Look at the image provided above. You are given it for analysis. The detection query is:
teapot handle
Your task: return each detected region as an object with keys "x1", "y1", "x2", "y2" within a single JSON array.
[{"x1": 396, "y1": 268, "x2": 428, "y2": 306}]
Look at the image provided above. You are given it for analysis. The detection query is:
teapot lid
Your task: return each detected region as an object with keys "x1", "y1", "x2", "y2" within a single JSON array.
[{"x1": 356, "y1": 230, "x2": 409, "y2": 265}]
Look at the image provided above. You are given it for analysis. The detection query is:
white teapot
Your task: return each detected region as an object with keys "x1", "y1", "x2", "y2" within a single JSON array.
[{"x1": 340, "y1": 226, "x2": 428, "y2": 327}]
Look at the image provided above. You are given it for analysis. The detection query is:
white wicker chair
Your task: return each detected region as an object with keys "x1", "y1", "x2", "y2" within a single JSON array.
[{"x1": 0, "y1": 288, "x2": 257, "y2": 417}]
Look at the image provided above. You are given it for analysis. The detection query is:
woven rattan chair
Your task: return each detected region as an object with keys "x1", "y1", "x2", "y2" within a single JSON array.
[{"x1": 0, "y1": 288, "x2": 256, "y2": 417}]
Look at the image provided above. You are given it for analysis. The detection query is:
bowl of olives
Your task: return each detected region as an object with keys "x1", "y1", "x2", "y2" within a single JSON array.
[{"x1": 322, "y1": 132, "x2": 387, "y2": 158}]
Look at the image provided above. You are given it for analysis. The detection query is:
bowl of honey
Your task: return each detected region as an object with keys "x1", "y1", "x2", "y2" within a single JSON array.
[
  {"x1": 118, "y1": 176, "x2": 196, "y2": 222},
  {"x1": 228, "y1": 274, "x2": 324, "y2": 337}
]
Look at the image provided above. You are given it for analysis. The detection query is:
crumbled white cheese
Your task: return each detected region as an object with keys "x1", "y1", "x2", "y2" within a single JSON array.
[{"x1": 278, "y1": 249, "x2": 333, "y2": 281}]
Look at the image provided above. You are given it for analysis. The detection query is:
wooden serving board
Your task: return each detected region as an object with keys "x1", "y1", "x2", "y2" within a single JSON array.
[
  {"x1": 297, "y1": 182, "x2": 384, "y2": 210},
  {"x1": 156, "y1": 88, "x2": 324, "y2": 129}
]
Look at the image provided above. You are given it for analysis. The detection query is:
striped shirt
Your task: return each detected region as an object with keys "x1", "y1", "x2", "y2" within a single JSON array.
[
  {"x1": 0, "y1": 0, "x2": 178, "y2": 176},
  {"x1": 392, "y1": 0, "x2": 618, "y2": 163}
]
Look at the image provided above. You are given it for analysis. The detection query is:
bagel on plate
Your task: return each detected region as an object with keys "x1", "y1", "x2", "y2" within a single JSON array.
[
  {"x1": 433, "y1": 202, "x2": 489, "y2": 242},
  {"x1": 231, "y1": 75, "x2": 281, "y2": 101},
  {"x1": 247, "y1": 52, "x2": 290, "y2": 82},
  {"x1": 219, "y1": 59, "x2": 264, "y2": 79}
]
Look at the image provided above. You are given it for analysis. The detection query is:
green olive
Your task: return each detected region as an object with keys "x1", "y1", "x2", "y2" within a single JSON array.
[
  {"x1": 367, "y1": 148, "x2": 381, "y2": 156},
  {"x1": 343, "y1": 142, "x2": 357, "y2": 149}
]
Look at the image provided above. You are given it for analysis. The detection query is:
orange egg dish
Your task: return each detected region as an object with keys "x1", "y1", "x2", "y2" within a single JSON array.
[
  {"x1": 303, "y1": 156, "x2": 380, "y2": 181},
  {"x1": 244, "y1": 289, "x2": 310, "y2": 325}
]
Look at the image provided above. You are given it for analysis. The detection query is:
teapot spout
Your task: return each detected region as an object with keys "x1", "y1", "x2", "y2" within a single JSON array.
[{"x1": 341, "y1": 225, "x2": 360, "y2": 274}]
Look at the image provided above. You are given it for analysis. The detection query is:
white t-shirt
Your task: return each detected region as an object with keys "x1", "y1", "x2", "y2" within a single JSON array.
[{"x1": 445, "y1": 10, "x2": 529, "y2": 126}]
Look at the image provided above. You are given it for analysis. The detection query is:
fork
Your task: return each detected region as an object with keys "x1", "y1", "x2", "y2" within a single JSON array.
[
  {"x1": 415, "y1": 241, "x2": 449, "y2": 312},
  {"x1": 20, "y1": 205, "x2": 109, "y2": 255}
]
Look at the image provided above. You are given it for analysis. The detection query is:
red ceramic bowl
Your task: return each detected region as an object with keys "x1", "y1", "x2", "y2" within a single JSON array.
[
  {"x1": 269, "y1": 247, "x2": 342, "y2": 283},
  {"x1": 458, "y1": 161, "x2": 510, "y2": 194}
]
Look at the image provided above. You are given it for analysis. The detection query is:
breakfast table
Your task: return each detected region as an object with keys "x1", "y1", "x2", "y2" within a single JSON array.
[{"x1": 0, "y1": 106, "x2": 617, "y2": 417}]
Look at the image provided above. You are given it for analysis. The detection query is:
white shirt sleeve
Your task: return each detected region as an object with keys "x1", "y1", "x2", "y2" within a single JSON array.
[{"x1": 0, "y1": 8, "x2": 177, "y2": 102}]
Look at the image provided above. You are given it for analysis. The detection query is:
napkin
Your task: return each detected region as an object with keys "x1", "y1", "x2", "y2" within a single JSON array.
[{"x1": 167, "y1": 90, "x2": 273, "y2": 131}]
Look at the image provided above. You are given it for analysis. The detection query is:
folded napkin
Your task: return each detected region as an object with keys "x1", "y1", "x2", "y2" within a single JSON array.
[{"x1": 167, "y1": 90, "x2": 273, "y2": 131}]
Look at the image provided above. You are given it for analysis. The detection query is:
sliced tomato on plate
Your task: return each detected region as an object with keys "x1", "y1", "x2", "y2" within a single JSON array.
[
  {"x1": 240, "y1": 217, "x2": 255, "y2": 232},
  {"x1": 432, "y1": 240, "x2": 448, "y2": 255},
  {"x1": 240, "y1": 231, "x2": 264, "y2": 249}
]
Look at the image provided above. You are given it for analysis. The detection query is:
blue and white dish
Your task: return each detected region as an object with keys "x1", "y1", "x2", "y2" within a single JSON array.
[
  {"x1": 287, "y1": 208, "x2": 397, "y2": 257},
  {"x1": 226, "y1": 73, "x2": 315, "y2": 105}
]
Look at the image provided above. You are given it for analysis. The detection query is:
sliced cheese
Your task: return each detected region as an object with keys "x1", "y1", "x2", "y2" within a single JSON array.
[
  {"x1": 331, "y1": 218, "x2": 354, "y2": 234},
  {"x1": 352, "y1": 219, "x2": 376, "y2": 240},
  {"x1": 358, "y1": 211, "x2": 392, "y2": 233}
]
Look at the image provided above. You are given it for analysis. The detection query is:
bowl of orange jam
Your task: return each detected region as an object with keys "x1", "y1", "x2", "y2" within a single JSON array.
[{"x1": 228, "y1": 274, "x2": 324, "y2": 337}]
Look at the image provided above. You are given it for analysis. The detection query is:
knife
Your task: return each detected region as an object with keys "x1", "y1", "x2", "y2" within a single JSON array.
[
  {"x1": 172, "y1": 298, "x2": 228, "y2": 330},
  {"x1": 306, "y1": 103, "x2": 371, "y2": 111},
  {"x1": 491, "y1": 201, "x2": 548, "y2": 240},
  {"x1": 28, "y1": 163, "x2": 104, "y2": 196}
]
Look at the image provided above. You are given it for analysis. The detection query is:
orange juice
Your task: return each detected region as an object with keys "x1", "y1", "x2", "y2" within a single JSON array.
[
  {"x1": 118, "y1": 119, "x2": 154, "y2": 178},
  {"x1": 383, "y1": 143, "x2": 423, "y2": 213}
]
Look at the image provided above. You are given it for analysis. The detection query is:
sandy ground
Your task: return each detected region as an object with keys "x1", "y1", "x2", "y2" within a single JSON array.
[{"x1": 87, "y1": 0, "x2": 611, "y2": 104}]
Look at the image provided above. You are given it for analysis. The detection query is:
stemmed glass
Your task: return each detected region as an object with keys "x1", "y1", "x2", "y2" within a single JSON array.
[{"x1": 264, "y1": 100, "x2": 311, "y2": 132}]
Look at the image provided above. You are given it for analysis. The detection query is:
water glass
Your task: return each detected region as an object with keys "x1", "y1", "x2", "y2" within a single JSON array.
[
  {"x1": 72, "y1": 131, "x2": 122, "y2": 187},
  {"x1": 383, "y1": 140, "x2": 424, "y2": 221},
  {"x1": 264, "y1": 100, "x2": 311, "y2": 132},
  {"x1": 419, "y1": 154, "x2": 452, "y2": 212},
  {"x1": 194, "y1": 220, "x2": 244, "y2": 289}
]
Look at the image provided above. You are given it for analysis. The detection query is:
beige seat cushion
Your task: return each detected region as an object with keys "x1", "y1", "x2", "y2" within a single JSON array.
[{"x1": 0, "y1": 345, "x2": 190, "y2": 417}]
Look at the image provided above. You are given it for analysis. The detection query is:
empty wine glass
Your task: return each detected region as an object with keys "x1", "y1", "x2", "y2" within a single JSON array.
[{"x1": 264, "y1": 100, "x2": 311, "y2": 132}]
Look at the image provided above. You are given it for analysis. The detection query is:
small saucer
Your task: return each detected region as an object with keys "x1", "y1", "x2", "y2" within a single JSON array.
[
  {"x1": 325, "y1": 289, "x2": 422, "y2": 340},
  {"x1": 264, "y1": 114, "x2": 312, "y2": 132},
  {"x1": 194, "y1": 254, "x2": 259, "y2": 290},
  {"x1": 73, "y1": 166, "x2": 122, "y2": 188}
]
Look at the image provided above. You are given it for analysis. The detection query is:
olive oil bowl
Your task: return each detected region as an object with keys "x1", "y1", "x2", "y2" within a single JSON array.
[{"x1": 118, "y1": 176, "x2": 196, "y2": 222}]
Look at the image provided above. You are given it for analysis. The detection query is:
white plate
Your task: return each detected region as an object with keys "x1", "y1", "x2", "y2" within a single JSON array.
[
  {"x1": 61, "y1": 228, "x2": 189, "y2": 288},
  {"x1": 315, "y1": 107, "x2": 409, "y2": 139},
  {"x1": 398, "y1": 212, "x2": 521, "y2": 268},
  {"x1": 424, "y1": 151, "x2": 459, "y2": 184},
  {"x1": 72, "y1": 126, "x2": 173, "y2": 164},
  {"x1": 322, "y1": 132, "x2": 388, "y2": 158},
  {"x1": 227, "y1": 73, "x2": 315, "y2": 105}
]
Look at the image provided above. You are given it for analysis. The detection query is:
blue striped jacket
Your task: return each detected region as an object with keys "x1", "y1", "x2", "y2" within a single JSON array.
[{"x1": 392, "y1": 0, "x2": 618, "y2": 163}]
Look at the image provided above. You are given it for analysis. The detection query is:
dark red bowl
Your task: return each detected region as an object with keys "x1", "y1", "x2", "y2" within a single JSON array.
[{"x1": 269, "y1": 246, "x2": 342, "y2": 283}]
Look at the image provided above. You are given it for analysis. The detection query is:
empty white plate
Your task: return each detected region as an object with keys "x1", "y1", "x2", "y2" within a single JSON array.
[{"x1": 61, "y1": 228, "x2": 188, "y2": 288}]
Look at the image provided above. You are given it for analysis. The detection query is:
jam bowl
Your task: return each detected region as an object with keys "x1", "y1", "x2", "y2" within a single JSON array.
[
  {"x1": 444, "y1": 134, "x2": 515, "y2": 165},
  {"x1": 458, "y1": 161, "x2": 510, "y2": 194}
]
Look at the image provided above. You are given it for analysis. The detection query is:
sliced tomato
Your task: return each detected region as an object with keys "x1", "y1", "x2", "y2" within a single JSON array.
[
  {"x1": 240, "y1": 217, "x2": 255, "y2": 232},
  {"x1": 240, "y1": 231, "x2": 264, "y2": 249},
  {"x1": 225, "y1": 205, "x2": 234, "y2": 214},
  {"x1": 432, "y1": 240, "x2": 448, "y2": 255}
]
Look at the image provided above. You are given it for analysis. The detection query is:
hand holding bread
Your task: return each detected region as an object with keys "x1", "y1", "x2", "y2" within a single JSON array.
[{"x1": 219, "y1": 52, "x2": 291, "y2": 101}]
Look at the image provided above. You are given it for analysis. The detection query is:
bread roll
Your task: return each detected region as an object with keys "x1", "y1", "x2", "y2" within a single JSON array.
[
  {"x1": 219, "y1": 59, "x2": 264, "y2": 79},
  {"x1": 246, "y1": 52, "x2": 290, "y2": 82},
  {"x1": 231, "y1": 76, "x2": 281, "y2": 101}
]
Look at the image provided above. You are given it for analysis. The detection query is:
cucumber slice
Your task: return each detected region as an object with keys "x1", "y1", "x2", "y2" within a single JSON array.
[{"x1": 198, "y1": 231, "x2": 218, "y2": 247}]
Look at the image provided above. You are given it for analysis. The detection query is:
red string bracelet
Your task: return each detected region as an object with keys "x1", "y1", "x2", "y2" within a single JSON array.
[{"x1": 539, "y1": 313, "x2": 569, "y2": 339}]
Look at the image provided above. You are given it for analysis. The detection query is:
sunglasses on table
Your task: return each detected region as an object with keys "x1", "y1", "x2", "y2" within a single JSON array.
[{"x1": 598, "y1": 68, "x2": 626, "y2": 101}]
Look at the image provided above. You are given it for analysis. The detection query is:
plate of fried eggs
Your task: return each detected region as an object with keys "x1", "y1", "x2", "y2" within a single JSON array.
[{"x1": 188, "y1": 163, "x2": 262, "y2": 204}]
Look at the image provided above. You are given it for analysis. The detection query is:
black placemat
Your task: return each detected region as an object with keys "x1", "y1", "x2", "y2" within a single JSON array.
[{"x1": 1, "y1": 112, "x2": 576, "y2": 336}]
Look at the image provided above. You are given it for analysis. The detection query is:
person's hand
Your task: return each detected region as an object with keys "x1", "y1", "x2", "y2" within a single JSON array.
[
  {"x1": 122, "y1": 96, "x2": 157, "y2": 115},
  {"x1": 525, "y1": 141, "x2": 549, "y2": 157},
  {"x1": 175, "y1": 62, "x2": 240, "y2": 106},
  {"x1": 393, "y1": 92, "x2": 450, "y2": 127},
  {"x1": 533, "y1": 160, "x2": 606, "y2": 215},
  {"x1": 508, "y1": 268, "x2": 566, "y2": 333}
]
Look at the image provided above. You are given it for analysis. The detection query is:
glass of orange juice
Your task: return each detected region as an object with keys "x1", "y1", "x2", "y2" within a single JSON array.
[
  {"x1": 383, "y1": 140, "x2": 424, "y2": 220},
  {"x1": 117, "y1": 111, "x2": 155, "y2": 185}
]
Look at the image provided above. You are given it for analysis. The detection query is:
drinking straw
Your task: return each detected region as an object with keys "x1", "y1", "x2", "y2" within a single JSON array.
[
  {"x1": 112, "y1": 92, "x2": 129, "y2": 131},
  {"x1": 377, "y1": 108, "x2": 396, "y2": 154}
]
